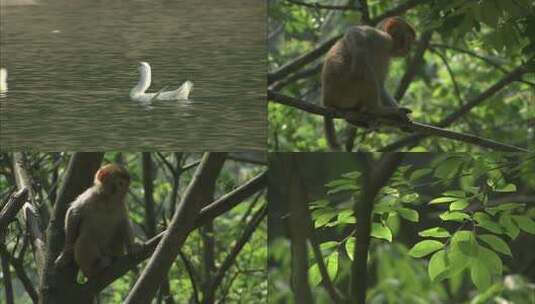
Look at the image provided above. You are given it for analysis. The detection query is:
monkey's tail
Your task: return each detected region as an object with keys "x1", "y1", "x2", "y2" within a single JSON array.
[{"x1": 324, "y1": 117, "x2": 341, "y2": 151}]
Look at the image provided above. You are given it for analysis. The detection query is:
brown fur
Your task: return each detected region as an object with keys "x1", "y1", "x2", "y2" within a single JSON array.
[
  {"x1": 55, "y1": 164, "x2": 135, "y2": 279},
  {"x1": 322, "y1": 17, "x2": 415, "y2": 151}
]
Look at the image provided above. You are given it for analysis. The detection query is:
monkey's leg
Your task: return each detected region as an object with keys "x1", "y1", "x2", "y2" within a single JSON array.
[
  {"x1": 55, "y1": 209, "x2": 82, "y2": 267},
  {"x1": 75, "y1": 238, "x2": 103, "y2": 279}
]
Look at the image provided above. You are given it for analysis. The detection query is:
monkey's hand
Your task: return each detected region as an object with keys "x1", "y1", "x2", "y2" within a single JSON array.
[
  {"x1": 126, "y1": 243, "x2": 145, "y2": 258},
  {"x1": 55, "y1": 250, "x2": 74, "y2": 268}
]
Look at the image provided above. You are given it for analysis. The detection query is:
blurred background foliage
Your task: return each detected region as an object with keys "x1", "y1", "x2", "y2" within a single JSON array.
[
  {"x1": 268, "y1": 0, "x2": 535, "y2": 151},
  {"x1": 268, "y1": 153, "x2": 535, "y2": 303}
]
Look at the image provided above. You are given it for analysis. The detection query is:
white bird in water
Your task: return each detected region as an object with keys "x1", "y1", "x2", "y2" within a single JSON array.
[
  {"x1": 0, "y1": 68, "x2": 7, "y2": 94},
  {"x1": 130, "y1": 62, "x2": 193, "y2": 103}
]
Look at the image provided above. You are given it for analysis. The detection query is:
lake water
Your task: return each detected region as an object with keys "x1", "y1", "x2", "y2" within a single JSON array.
[{"x1": 0, "y1": 0, "x2": 266, "y2": 151}]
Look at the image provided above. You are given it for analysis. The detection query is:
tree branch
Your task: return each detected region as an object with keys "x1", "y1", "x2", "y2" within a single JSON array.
[
  {"x1": 204, "y1": 204, "x2": 267, "y2": 302},
  {"x1": 268, "y1": 90, "x2": 530, "y2": 152},
  {"x1": 0, "y1": 188, "x2": 28, "y2": 233},
  {"x1": 381, "y1": 63, "x2": 530, "y2": 151},
  {"x1": 351, "y1": 154, "x2": 404, "y2": 303},
  {"x1": 124, "y1": 153, "x2": 227, "y2": 304}
]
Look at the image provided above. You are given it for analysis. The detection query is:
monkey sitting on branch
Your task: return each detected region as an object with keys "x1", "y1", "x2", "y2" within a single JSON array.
[
  {"x1": 322, "y1": 16, "x2": 416, "y2": 151},
  {"x1": 55, "y1": 164, "x2": 138, "y2": 279}
]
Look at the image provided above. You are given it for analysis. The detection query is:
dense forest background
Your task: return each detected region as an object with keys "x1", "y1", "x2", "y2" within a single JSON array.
[
  {"x1": 0, "y1": 152, "x2": 267, "y2": 303},
  {"x1": 268, "y1": 0, "x2": 535, "y2": 152},
  {"x1": 269, "y1": 153, "x2": 535, "y2": 303}
]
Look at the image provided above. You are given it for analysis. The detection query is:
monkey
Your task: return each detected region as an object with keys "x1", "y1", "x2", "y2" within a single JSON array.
[
  {"x1": 321, "y1": 16, "x2": 416, "y2": 151},
  {"x1": 55, "y1": 164, "x2": 137, "y2": 279}
]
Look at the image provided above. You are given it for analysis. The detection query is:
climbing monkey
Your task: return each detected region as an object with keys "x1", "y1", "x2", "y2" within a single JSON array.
[
  {"x1": 55, "y1": 164, "x2": 137, "y2": 279},
  {"x1": 322, "y1": 16, "x2": 416, "y2": 151}
]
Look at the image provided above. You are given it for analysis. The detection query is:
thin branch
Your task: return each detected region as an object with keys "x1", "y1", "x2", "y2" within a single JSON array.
[
  {"x1": 285, "y1": 0, "x2": 359, "y2": 10},
  {"x1": 309, "y1": 235, "x2": 344, "y2": 303},
  {"x1": 268, "y1": 90, "x2": 530, "y2": 152},
  {"x1": 382, "y1": 63, "x2": 530, "y2": 151},
  {"x1": 0, "y1": 188, "x2": 28, "y2": 233},
  {"x1": 431, "y1": 43, "x2": 535, "y2": 87},
  {"x1": 204, "y1": 205, "x2": 267, "y2": 302},
  {"x1": 0, "y1": 245, "x2": 38, "y2": 303},
  {"x1": 179, "y1": 250, "x2": 201, "y2": 304},
  {"x1": 12, "y1": 153, "x2": 46, "y2": 278},
  {"x1": 394, "y1": 30, "x2": 433, "y2": 101}
]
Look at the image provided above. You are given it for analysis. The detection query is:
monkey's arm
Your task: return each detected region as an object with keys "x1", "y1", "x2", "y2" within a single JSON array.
[{"x1": 55, "y1": 207, "x2": 82, "y2": 267}]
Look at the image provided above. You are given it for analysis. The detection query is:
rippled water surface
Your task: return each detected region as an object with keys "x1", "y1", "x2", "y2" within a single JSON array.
[{"x1": 0, "y1": 0, "x2": 266, "y2": 151}]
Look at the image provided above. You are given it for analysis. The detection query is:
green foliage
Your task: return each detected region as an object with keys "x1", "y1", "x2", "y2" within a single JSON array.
[{"x1": 303, "y1": 153, "x2": 535, "y2": 302}]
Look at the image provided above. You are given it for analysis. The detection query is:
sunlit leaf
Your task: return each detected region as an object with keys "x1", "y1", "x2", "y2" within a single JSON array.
[
  {"x1": 440, "y1": 211, "x2": 471, "y2": 222},
  {"x1": 477, "y1": 234, "x2": 512, "y2": 256},
  {"x1": 397, "y1": 207, "x2": 419, "y2": 222},
  {"x1": 345, "y1": 238, "x2": 355, "y2": 261},
  {"x1": 512, "y1": 215, "x2": 535, "y2": 234},
  {"x1": 494, "y1": 183, "x2": 517, "y2": 192},
  {"x1": 499, "y1": 214, "x2": 520, "y2": 239},
  {"x1": 450, "y1": 199, "x2": 469, "y2": 211},
  {"x1": 470, "y1": 258, "x2": 491, "y2": 290},
  {"x1": 418, "y1": 227, "x2": 451, "y2": 238},
  {"x1": 429, "y1": 197, "x2": 459, "y2": 204},
  {"x1": 371, "y1": 223, "x2": 392, "y2": 242},
  {"x1": 428, "y1": 249, "x2": 448, "y2": 282},
  {"x1": 408, "y1": 240, "x2": 444, "y2": 258}
]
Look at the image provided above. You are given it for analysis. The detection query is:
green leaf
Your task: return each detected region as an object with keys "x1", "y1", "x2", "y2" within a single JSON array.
[
  {"x1": 494, "y1": 183, "x2": 517, "y2": 192},
  {"x1": 499, "y1": 214, "x2": 520, "y2": 239},
  {"x1": 345, "y1": 238, "x2": 355, "y2": 261},
  {"x1": 309, "y1": 263, "x2": 321, "y2": 286},
  {"x1": 428, "y1": 249, "x2": 448, "y2": 282},
  {"x1": 397, "y1": 207, "x2": 419, "y2": 222},
  {"x1": 410, "y1": 168, "x2": 433, "y2": 181},
  {"x1": 429, "y1": 197, "x2": 459, "y2": 204},
  {"x1": 478, "y1": 245, "x2": 502, "y2": 275},
  {"x1": 487, "y1": 203, "x2": 525, "y2": 214},
  {"x1": 474, "y1": 212, "x2": 503, "y2": 234},
  {"x1": 326, "y1": 183, "x2": 359, "y2": 194},
  {"x1": 447, "y1": 246, "x2": 470, "y2": 277},
  {"x1": 418, "y1": 227, "x2": 451, "y2": 238},
  {"x1": 337, "y1": 210, "x2": 356, "y2": 224},
  {"x1": 512, "y1": 215, "x2": 535, "y2": 234},
  {"x1": 326, "y1": 251, "x2": 339, "y2": 281},
  {"x1": 319, "y1": 241, "x2": 338, "y2": 251},
  {"x1": 442, "y1": 190, "x2": 466, "y2": 198},
  {"x1": 401, "y1": 193, "x2": 419, "y2": 203},
  {"x1": 440, "y1": 211, "x2": 471, "y2": 222},
  {"x1": 470, "y1": 258, "x2": 491, "y2": 290},
  {"x1": 451, "y1": 231, "x2": 478, "y2": 257},
  {"x1": 450, "y1": 199, "x2": 469, "y2": 211},
  {"x1": 408, "y1": 240, "x2": 444, "y2": 258},
  {"x1": 341, "y1": 171, "x2": 361, "y2": 179},
  {"x1": 371, "y1": 223, "x2": 392, "y2": 242},
  {"x1": 477, "y1": 234, "x2": 512, "y2": 256}
]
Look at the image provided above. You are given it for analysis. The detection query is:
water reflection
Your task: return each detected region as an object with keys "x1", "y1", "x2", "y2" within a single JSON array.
[{"x1": 0, "y1": 0, "x2": 266, "y2": 151}]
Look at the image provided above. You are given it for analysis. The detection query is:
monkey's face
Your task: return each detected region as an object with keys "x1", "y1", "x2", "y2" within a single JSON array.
[
  {"x1": 95, "y1": 164, "x2": 131, "y2": 198},
  {"x1": 108, "y1": 175, "x2": 130, "y2": 197},
  {"x1": 383, "y1": 17, "x2": 415, "y2": 57}
]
